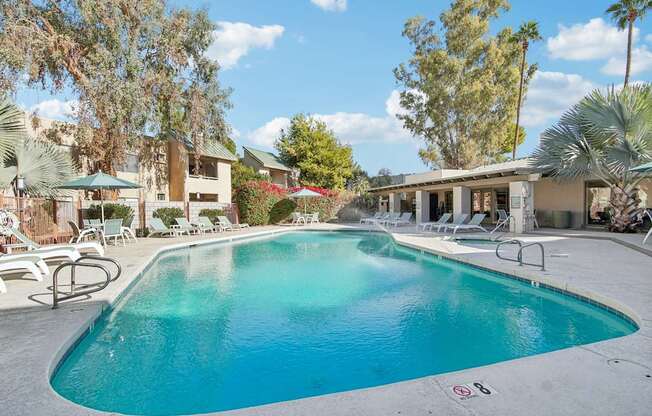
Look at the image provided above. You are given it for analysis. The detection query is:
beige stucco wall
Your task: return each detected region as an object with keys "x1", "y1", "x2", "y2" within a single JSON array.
[{"x1": 534, "y1": 178, "x2": 585, "y2": 228}]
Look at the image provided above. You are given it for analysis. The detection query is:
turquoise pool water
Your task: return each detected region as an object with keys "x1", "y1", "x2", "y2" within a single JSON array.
[{"x1": 52, "y1": 231, "x2": 636, "y2": 415}]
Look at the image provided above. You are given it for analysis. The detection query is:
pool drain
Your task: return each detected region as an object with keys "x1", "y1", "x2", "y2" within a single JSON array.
[{"x1": 607, "y1": 359, "x2": 652, "y2": 380}]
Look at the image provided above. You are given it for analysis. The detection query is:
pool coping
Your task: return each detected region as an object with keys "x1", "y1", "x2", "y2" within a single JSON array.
[{"x1": 4, "y1": 225, "x2": 651, "y2": 416}]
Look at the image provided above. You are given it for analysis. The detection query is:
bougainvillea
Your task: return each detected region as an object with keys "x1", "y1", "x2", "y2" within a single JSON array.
[{"x1": 235, "y1": 181, "x2": 287, "y2": 225}]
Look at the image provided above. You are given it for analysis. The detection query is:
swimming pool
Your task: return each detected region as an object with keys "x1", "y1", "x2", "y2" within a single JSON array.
[{"x1": 51, "y1": 231, "x2": 636, "y2": 415}]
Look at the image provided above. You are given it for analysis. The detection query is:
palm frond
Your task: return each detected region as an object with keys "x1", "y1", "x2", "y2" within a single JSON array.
[{"x1": 0, "y1": 96, "x2": 26, "y2": 161}]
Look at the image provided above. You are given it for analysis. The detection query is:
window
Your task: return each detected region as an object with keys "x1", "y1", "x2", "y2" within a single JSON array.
[
  {"x1": 189, "y1": 193, "x2": 218, "y2": 202},
  {"x1": 156, "y1": 193, "x2": 166, "y2": 201},
  {"x1": 118, "y1": 154, "x2": 139, "y2": 173},
  {"x1": 444, "y1": 191, "x2": 454, "y2": 213},
  {"x1": 188, "y1": 156, "x2": 218, "y2": 178},
  {"x1": 586, "y1": 181, "x2": 611, "y2": 226}
]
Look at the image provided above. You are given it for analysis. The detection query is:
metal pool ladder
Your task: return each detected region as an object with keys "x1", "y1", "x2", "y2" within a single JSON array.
[
  {"x1": 495, "y1": 239, "x2": 545, "y2": 271},
  {"x1": 52, "y1": 255, "x2": 122, "y2": 309}
]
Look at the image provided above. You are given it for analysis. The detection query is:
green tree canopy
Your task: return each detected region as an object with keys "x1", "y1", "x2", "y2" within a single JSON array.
[
  {"x1": 0, "y1": 0, "x2": 232, "y2": 177},
  {"x1": 275, "y1": 114, "x2": 354, "y2": 190},
  {"x1": 394, "y1": 0, "x2": 535, "y2": 169}
]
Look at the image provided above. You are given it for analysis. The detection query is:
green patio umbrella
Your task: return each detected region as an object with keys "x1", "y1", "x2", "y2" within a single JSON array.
[
  {"x1": 288, "y1": 188, "x2": 322, "y2": 215},
  {"x1": 630, "y1": 161, "x2": 652, "y2": 173},
  {"x1": 57, "y1": 171, "x2": 141, "y2": 222}
]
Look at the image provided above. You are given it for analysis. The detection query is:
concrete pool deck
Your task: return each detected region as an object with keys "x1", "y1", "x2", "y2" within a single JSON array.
[{"x1": 1, "y1": 223, "x2": 651, "y2": 415}]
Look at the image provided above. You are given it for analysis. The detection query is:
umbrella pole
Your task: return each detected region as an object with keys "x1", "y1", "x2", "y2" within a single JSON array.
[{"x1": 100, "y1": 188, "x2": 105, "y2": 223}]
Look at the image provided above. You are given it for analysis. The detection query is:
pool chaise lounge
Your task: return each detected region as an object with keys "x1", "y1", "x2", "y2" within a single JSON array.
[
  {"x1": 387, "y1": 212, "x2": 413, "y2": 227},
  {"x1": 175, "y1": 218, "x2": 201, "y2": 235},
  {"x1": 0, "y1": 254, "x2": 49, "y2": 294},
  {"x1": 1, "y1": 226, "x2": 105, "y2": 256},
  {"x1": 360, "y1": 212, "x2": 381, "y2": 224},
  {"x1": 196, "y1": 216, "x2": 223, "y2": 233},
  {"x1": 445, "y1": 213, "x2": 488, "y2": 234},
  {"x1": 148, "y1": 218, "x2": 179, "y2": 237},
  {"x1": 218, "y1": 216, "x2": 249, "y2": 231},
  {"x1": 433, "y1": 213, "x2": 468, "y2": 232},
  {"x1": 418, "y1": 213, "x2": 452, "y2": 232}
]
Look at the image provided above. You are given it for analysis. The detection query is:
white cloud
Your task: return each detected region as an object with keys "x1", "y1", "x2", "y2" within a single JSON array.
[
  {"x1": 521, "y1": 71, "x2": 597, "y2": 127},
  {"x1": 206, "y1": 22, "x2": 284, "y2": 70},
  {"x1": 601, "y1": 46, "x2": 652, "y2": 76},
  {"x1": 547, "y1": 18, "x2": 636, "y2": 61},
  {"x1": 29, "y1": 99, "x2": 77, "y2": 120},
  {"x1": 310, "y1": 0, "x2": 347, "y2": 12},
  {"x1": 248, "y1": 117, "x2": 291, "y2": 147},
  {"x1": 246, "y1": 90, "x2": 414, "y2": 148}
]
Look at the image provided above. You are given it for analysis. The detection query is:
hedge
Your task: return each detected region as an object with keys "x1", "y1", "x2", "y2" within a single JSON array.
[
  {"x1": 198, "y1": 208, "x2": 225, "y2": 224},
  {"x1": 153, "y1": 207, "x2": 185, "y2": 227},
  {"x1": 87, "y1": 203, "x2": 134, "y2": 226},
  {"x1": 235, "y1": 181, "x2": 286, "y2": 225}
]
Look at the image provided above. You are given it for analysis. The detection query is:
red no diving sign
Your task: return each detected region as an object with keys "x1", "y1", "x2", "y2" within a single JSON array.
[{"x1": 450, "y1": 382, "x2": 497, "y2": 401}]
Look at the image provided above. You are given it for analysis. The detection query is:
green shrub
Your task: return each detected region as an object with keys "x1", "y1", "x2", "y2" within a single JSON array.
[
  {"x1": 235, "y1": 181, "x2": 286, "y2": 225},
  {"x1": 153, "y1": 207, "x2": 184, "y2": 227},
  {"x1": 87, "y1": 203, "x2": 134, "y2": 226},
  {"x1": 198, "y1": 208, "x2": 225, "y2": 224},
  {"x1": 336, "y1": 193, "x2": 378, "y2": 221},
  {"x1": 269, "y1": 199, "x2": 297, "y2": 224}
]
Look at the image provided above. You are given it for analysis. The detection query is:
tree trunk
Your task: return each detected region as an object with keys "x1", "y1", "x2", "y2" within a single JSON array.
[
  {"x1": 512, "y1": 45, "x2": 527, "y2": 160},
  {"x1": 608, "y1": 184, "x2": 642, "y2": 232},
  {"x1": 624, "y1": 18, "x2": 633, "y2": 87}
]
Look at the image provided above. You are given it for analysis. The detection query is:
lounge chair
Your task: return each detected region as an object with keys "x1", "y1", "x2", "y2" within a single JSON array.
[
  {"x1": 121, "y1": 218, "x2": 138, "y2": 242},
  {"x1": 491, "y1": 209, "x2": 512, "y2": 233},
  {"x1": 388, "y1": 212, "x2": 413, "y2": 227},
  {"x1": 418, "y1": 213, "x2": 452, "y2": 232},
  {"x1": 101, "y1": 219, "x2": 125, "y2": 246},
  {"x1": 68, "y1": 221, "x2": 99, "y2": 244},
  {"x1": 148, "y1": 217, "x2": 180, "y2": 237},
  {"x1": 378, "y1": 212, "x2": 401, "y2": 225},
  {"x1": 1, "y1": 226, "x2": 104, "y2": 256},
  {"x1": 218, "y1": 216, "x2": 249, "y2": 231},
  {"x1": 175, "y1": 218, "x2": 201, "y2": 234},
  {"x1": 362, "y1": 212, "x2": 389, "y2": 224},
  {"x1": 446, "y1": 213, "x2": 488, "y2": 234},
  {"x1": 0, "y1": 254, "x2": 48, "y2": 294},
  {"x1": 196, "y1": 216, "x2": 222, "y2": 233},
  {"x1": 307, "y1": 212, "x2": 320, "y2": 224},
  {"x1": 434, "y1": 213, "x2": 468, "y2": 232},
  {"x1": 291, "y1": 212, "x2": 306, "y2": 225},
  {"x1": 360, "y1": 212, "x2": 381, "y2": 224}
]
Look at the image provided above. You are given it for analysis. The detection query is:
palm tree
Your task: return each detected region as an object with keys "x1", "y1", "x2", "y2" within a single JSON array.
[
  {"x1": 0, "y1": 137, "x2": 76, "y2": 197},
  {"x1": 0, "y1": 96, "x2": 26, "y2": 161},
  {"x1": 511, "y1": 21, "x2": 542, "y2": 160},
  {"x1": 606, "y1": 0, "x2": 652, "y2": 86},
  {"x1": 532, "y1": 84, "x2": 652, "y2": 232}
]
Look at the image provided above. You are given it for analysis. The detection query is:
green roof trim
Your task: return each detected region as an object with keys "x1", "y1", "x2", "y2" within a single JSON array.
[
  {"x1": 243, "y1": 146, "x2": 291, "y2": 171},
  {"x1": 186, "y1": 139, "x2": 237, "y2": 162}
]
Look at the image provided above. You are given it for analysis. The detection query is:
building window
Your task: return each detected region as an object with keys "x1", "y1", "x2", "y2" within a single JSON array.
[
  {"x1": 189, "y1": 193, "x2": 218, "y2": 202},
  {"x1": 444, "y1": 191, "x2": 453, "y2": 213},
  {"x1": 118, "y1": 154, "x2": 139, "y2": 173},
  {"x1": 156, "y1": 193, "x2": 166, "y2": 201},
  {"x1": 188, "y1": 156, "x2": 218, "y2": 179}
]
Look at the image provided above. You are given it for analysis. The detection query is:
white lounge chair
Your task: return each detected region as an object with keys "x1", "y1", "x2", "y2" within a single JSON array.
[
  {"x1": 218, "y1": 216, "x2": 249, "y2": 231},
  {"x1": 446, "y1": 213, "x2": 488, "y2": 234},
  {"x1": 1, "y1": 226, "x2": 104, "y2": 256},
  {"x1": 68, "y1": 221, "x2": 99, "y2": 244},
  {"x1": 175, "y1": 218, "x2": 201, "y2": 234},
  {"x1": 378, "y1": 212, "x2": 401, "y2": 225},
  {"x1": 307, "y1": 212, "x2": 320, "y2": 224},
  {"x1": 418, "y1": 213, "x2": 452, "y2": 232},
  {"x1": 196, "y1": 216, "x2": 222, "y2": 233},
  {"x1": 388, "y1": 212, "x2": 413, "y2": 227},
  {"x1": 0, "y1": 254, "x2": 48, "y2": 294},
  {"x1": 434, "y1": 213, "x2": 468, "y2": 232},
  {"x1": 291, "y1": 212, "x2": 306, "y2": 225},
  {"x1": 148, "y1": 217, "x2": 179, "y2": 237},
  {"x1": 360, "y1": 212, "x2": 381, "y2": 224},
  {"x1": 362, "y1": 212, "x2": 389, "y2": 224}
]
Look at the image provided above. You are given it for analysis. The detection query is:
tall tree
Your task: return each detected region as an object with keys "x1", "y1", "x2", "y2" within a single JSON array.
[
  {"x1": 0, "y1": 0, "x2": 232, "y2": 177},
  {"x1": 394, "y1": 0, "x2": 532, "y2": 169},
  {"x1": 275, "y1": 114, "x2": 354, "y2": 190},
  {"x1": 511, "y1": 21, "x2": 541, "y2": 160},
  {"x1": 532, "y1": 84, "x2": 652, "y2": 232},
  {"x1": 606, "y1": 0, "x2": 652, "y2": 87}
]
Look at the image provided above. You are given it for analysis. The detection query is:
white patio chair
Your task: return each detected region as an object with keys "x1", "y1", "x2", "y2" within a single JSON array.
[
  {"x1": 418, "y1": 213, "x2": 452, "y2": 232},
  {"x1": 643, "y1": 209, "x2": 652, "y2": 245},
  {"x1": 434, "y1": 213, "x2": 468, "y2": 232},
  {"x1": 101, "y1": 219, "x2": 125, "y2": 246},
  {"x1": 447, "y1": 213, "x2": 488, "y2": 234}
]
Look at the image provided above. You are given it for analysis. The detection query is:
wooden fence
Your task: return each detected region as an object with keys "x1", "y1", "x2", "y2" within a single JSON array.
[{"x1": 0, "y1": 196, "x2": 77, "y2": 245}]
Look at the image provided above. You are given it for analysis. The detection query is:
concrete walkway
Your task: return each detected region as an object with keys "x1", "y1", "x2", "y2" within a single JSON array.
[{"x1": 1, "y1": 224, "x2": 651, "y2": 416}]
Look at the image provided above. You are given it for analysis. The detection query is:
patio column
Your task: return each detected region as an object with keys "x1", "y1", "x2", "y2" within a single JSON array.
[
  {"x1": 388, "y1": 192, "x2": 401, "y2": 213},
  {"x1": 509, "y1": 181, "x2": 534, "y2": 233},
  {"x1": 415, "y1": 190, "x2": 429, "y2": 225},
  {"x1": 453, "y1": 186, "x2": 471, "y2": 217}
]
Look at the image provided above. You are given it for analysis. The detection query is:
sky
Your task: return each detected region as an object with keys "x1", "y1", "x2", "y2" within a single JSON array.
[{"x1": 14, "y1": 0, "x2": 652, "y2": 176}]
